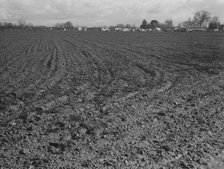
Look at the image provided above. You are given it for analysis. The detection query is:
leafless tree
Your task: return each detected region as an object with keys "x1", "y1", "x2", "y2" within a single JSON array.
[
  {"x1": 193, "y1": 10, "x2": 211, "y2": 27},
  {"x1": 209, "y1": 16, "x2": 220, "y2": 29},
  {"x1": 164, "y1": 19, "x2": 173, "y2": 27},
  {"x1": 182, "y1": 18, "x2": 195, "y2": 28}
]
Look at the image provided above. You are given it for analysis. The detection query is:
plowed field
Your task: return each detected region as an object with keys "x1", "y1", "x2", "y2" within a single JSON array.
[{"x1": 1, "y1": 31, "x2": 224, "y2": 169}]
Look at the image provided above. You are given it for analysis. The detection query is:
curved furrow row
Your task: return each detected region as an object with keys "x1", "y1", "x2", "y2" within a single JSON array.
[
  {"x1": 64, "y1": 38, "x2": 103, "y2": 82},
  {"x1": 73, "y1": 39, "x2": 116, "y2": 84},
  {"x1": 63, "y1": 39, "x2": 82, "y2": 74},
  {"x1": 72, "y1": 38, "x2": 150, "y2": 86},
  {"x1": 64, "y1": 37, "x2": 159, "y2": 104},
  {"x1": 90, "y1": 36, "x2": 209, "y2": 92},
  {"x1": 31, "y1": 41, "x2": 67, "y2": 101},
  {"x1": 93, "y1": 41, "x2": 161, "y2": 89}
]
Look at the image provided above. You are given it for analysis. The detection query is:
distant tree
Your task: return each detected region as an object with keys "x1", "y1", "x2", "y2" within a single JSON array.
[
  {"x1": 140, "y1": 19, "x2": 147, "y2": 29},
  {"x1": 208, "y1": 16, "x2": 220, "y2": 29},
  {"x1": 116, "y1": 24, "x2": 125, "y2": 28},
  {"x1": 64, "y1": 21, "x2": 74, "y2": 30},
  {"x1": 177, "y1": 22, "x2": 183, "y2": 28},
  {"x1": 150, "y1": 20, "x2": 159, "y2": 28},
  {"x1": 220, "y1": 24, "x2": 224, "y2": 31},
  {"x1": 211, "y1": 16, "x2": 220, "y2": 23},
  {"x1": 182, "y1": 18, "x2": 195, "y2": 28},
  {"x1": 146, "y1": 23, "x2": 152, "y2": 29},
  {"x1": 160, "y1": 19, "x2": 174, "y2": 31},
  {"x1": 4, "y1": 22, "x2": 14, "y2": 29},
  {"x1": 164, "y1": 19, "x2": 173, "y2": 27},
  {"x1": 109, "y1": 25, "x2": 116, "y2": 31},
  {"x1": 193, "y1": 10, "x2": 211, "y2": 27},
  {"x1": 125, "y1": 24, "x2": 131, "y2": 28}
]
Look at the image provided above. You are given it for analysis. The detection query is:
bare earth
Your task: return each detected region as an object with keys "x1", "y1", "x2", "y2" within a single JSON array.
[{"x1": 1, "y1": 31, "x2": 224, "y2": 169}]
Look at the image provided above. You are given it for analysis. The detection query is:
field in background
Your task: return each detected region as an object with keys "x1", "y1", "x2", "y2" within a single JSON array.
[{"x1": 1, "y1": 31, "x2": 224, "y2": 168}]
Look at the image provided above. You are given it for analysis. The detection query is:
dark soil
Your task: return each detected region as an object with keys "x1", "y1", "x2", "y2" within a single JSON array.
[{"x1": 1, "y1": 31, "x2": 224, "y2": 169}]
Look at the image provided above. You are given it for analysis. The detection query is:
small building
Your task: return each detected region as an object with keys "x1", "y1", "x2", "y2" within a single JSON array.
[
  {"x1": 155, "y1": 27, "x2": 161, "y2": 32},
  {"x1": 115, "y1": 28, "x2": 122, "y2": 31},
  {"x1": 131, "y1": 28, "x2": 136, "y2": 32},
  {"x1": 78, "y1": 26, "x2": 83, "y2": 31},
  {"x1": 122, "y1": 28, "x2": 131, "y2": 32},
  {"x1": 140, "y1": 28, "x2": 146, "y2": 32}
]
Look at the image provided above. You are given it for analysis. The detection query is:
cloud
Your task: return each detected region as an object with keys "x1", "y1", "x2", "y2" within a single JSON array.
[{"x1": 0, "y1": 0, "x2": 224, "y2": 26}]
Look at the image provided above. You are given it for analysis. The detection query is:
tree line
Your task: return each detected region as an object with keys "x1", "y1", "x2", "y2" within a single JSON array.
[
  {"x1": 140, "y1": 10, "x2": 223, "y2": 31},
  {"x1": 0, "y1": 10, "x2": 223, "y2": 31},
  {"x1": 0, "y1": 20, "x2": 76, "y2": 31}
]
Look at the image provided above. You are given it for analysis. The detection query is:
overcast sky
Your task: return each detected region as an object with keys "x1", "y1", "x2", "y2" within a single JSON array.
[{"x1": 0, "y1": 0, "x2": 224, "y2": 26}]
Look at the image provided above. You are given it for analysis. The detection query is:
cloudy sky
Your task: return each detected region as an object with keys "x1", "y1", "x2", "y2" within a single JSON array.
[{"x1": 0, "y1": 0, "x2": 224, "y2": 26}]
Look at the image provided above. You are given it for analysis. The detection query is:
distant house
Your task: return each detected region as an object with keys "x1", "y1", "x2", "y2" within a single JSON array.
[
  {"x1": 214, "y1": 28, "x2": 219, "y2": 32},
  {"x1": 140, "y1": 28, "x2": 146, "y2": 32},
  {"x1": 78, "y1": 26, "x2": 83, "y2": 31},
  {"x1": 122, "y1": 28, "x2": 131, "y2": 32},
  {"x1": 154, "y1": 27, "x2": 161, "y2": 32},
  {"x1": 115, "y1": 28, "x2": 122, "y2": 31}
]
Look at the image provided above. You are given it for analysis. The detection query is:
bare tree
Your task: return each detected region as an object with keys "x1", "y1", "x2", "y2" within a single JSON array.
[
  {"x1": 160, "y1": 19, "x2": 174, "y2": 31},
  {"x1": 182, "y1": 18, "x2": 195, "y2": 28},
  {"x1": 209, "y1": 16, "x2": 220, "y2": 29},
  {"x1": 164, "y1": 19, "x2": 173, "y2": 27},
  {"x1": 193, "y1": 10, "x2": 211, "y2": 27},
  {"x1": 140, "y1": 19, "x2": 147, "y2": 29},
  {"x1": 211, "y1": 16, "x2": 220, "y2": 23}
]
